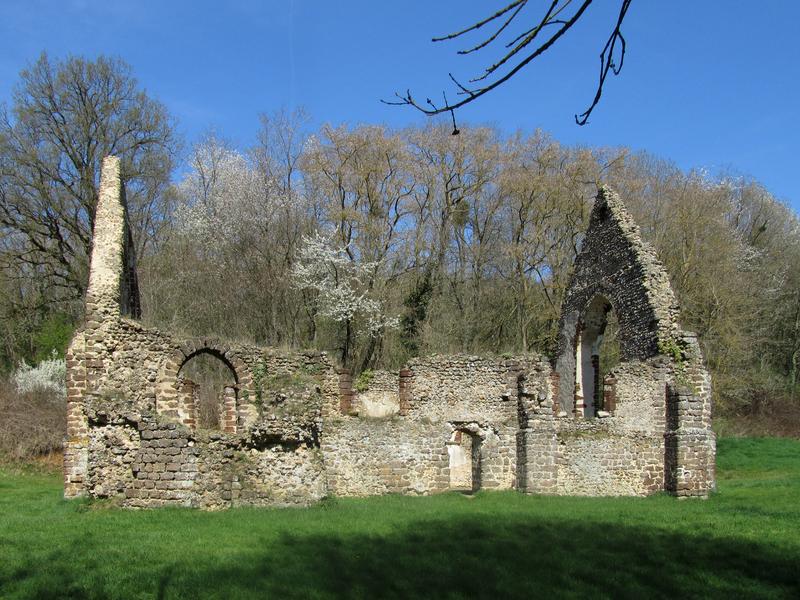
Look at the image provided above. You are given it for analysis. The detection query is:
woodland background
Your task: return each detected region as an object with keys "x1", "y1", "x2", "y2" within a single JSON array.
[{"x1": 2, "y1": 55, "x2": 799, "y2": 457}]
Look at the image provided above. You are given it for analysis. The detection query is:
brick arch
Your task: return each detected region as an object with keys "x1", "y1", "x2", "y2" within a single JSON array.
[
  {"x1": 178, "y1": 348, "x2": 239, "y2": 384},
  {"x1": 156, "y1": 340, "x2": 253, "y2": 431},
  {"x1": 554, "y1": 187, "x2": 680, "y2": 413},
  {"x1": 174, "y1": 340, "x2": 253, "y2": 387}
]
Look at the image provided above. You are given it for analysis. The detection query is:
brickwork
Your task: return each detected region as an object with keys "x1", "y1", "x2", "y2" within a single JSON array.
[{"x1": 65, "y1": 163, "x2": 715, "y2": 507}]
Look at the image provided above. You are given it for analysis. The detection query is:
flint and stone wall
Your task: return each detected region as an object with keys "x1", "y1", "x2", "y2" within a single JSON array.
[
  {"x1": 323, "y1": 355, "x2": 541, "y2": 496},
  {"x1": 549, "y1": 188, "x2": 715, "y2": 497},
  {"x1": 64, "y1": 161, "x2": 715, "y2": 508}
]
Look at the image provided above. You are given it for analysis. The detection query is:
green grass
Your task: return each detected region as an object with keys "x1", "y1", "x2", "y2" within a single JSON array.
[{"x1": 2, "y1": 438, "x2": 799, "y2": 599}]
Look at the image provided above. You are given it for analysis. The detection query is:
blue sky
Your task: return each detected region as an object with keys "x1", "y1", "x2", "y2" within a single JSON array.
[{"x1": 1, "y1": 1, "x2": 798, "y2": 212}]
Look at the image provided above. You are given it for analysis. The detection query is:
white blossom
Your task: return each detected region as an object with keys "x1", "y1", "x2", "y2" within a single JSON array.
[
  {"x1": 173, "y1": 137, "x2": 304, "y2": 253},
  {"x1": 291, "y1": 232, "x2": 399, "y2": 336},
  {"x1": 14, "y1": 350, "x2": 66, "y2": 398}
]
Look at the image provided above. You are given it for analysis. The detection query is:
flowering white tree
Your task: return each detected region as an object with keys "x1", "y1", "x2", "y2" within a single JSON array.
[
  {"x1": 291, "y1": 232, "x2": 398, "y2": 363},
  {"x1": 14, "y1": 351, "x2": 66, "y2": 399},
  {"x1": 174, "y1": 137, "x2": 268, "y2": 251}
]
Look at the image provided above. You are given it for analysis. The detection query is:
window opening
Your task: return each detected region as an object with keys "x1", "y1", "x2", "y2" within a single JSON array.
[{"x1": 178, "y1": 351, "x2": 237, "y2": 431}]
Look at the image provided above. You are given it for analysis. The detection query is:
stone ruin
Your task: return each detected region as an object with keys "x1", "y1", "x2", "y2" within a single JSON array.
[{"x1": 64, "y1": 156, "x2": 716, "y2": 508}]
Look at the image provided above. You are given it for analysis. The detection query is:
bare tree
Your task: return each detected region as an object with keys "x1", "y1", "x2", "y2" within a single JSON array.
[
  {"x1": 0, "y1": 53, "x2": 178, "y2": 305},
  {"x1": 130, "y1": 120, "x2": 800, "y2": 424},
  {"x1": 386, "y1": 0, "x2": 633, "y2": 127}
]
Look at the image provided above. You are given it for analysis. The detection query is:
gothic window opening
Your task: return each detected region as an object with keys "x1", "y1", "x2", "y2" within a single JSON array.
[{"x1": 575, "y1": 296, "x2": 619, "y2": 418}]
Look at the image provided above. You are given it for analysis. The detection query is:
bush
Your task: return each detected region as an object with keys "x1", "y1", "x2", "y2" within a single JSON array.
[
  {"x1": 13, "y1": 351, "x2": 66, "y2": 398},
  {"x1": 31, "y1": 313, "x2": 74, "y2": 363},
  {"x1": 0, "y1": 372, "x2": 66, "y2": 460},
  {"x1": 354, "y1": 369, "x2": 374, "y2": 392},
  {"x1": 715, "y1": 391, "x2": 800, "y2": 439}
]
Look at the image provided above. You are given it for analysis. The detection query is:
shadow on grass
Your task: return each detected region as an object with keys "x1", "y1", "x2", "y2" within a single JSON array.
[
  {"x1": 216, "y1": 521, "x2": 797, "y2": 599},
  {"x1": 6, "y1": 515, "x2": 796, "y2": 600}
]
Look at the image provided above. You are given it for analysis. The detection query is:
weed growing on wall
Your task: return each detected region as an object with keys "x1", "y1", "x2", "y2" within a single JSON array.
[
  {"x1": 252, "y1": 361, "x2": 267, "y2": 409},
  {"x1": 354, "y1": 369, "x2": 374, "y2": 392},
  {"x1": 658, "y1": 338, "x2": 691, "y2": 387}
]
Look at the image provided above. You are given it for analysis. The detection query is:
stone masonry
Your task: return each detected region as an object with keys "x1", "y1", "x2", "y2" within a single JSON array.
[{"x1": 64, "y1": 157, "x2": 715, "y2": 507}]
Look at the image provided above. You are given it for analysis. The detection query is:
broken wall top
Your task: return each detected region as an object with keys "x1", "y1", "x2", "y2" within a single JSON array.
[
  {"x1": 85, "y1": 156, "x2": 140, "y2": 321},
  {"x1": 558, "y1": 186, "x2": 680, "y2": 361}
]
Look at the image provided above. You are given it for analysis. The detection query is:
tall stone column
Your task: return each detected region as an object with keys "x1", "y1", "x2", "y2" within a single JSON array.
[{"x1": 65, "y1": 156, "x2": 131, "y2": 498}]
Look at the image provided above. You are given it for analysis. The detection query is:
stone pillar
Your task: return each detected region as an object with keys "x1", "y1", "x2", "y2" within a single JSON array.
[
  {"x1": 665, "y1": 383, "x2": 716, "y2": 497},
  {"x1": 222, "y1": 386, "x2": 237, "y2": 433},
  {"x1": 672, "y1": 332, "x2": 716, "y2": 497},
  {"x1": 337, "y1": 369, "x2": 354, "y2": 415},
  {"x1": 665, "y1": 333, "x2": 716, "y2": 498}
]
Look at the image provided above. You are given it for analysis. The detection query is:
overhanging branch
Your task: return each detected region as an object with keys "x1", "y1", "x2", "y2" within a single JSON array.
[{"x1": 384, "y1": 0, "x2": 634, "y2": 127}]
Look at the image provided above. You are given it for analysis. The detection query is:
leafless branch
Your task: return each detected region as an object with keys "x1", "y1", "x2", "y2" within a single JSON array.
[
  {"x1": 431, "y1": 1, "x2": 527, "y2": 43},
  {"x1": 575, "y1": 0, "x2": 631, "y2": 125},
  {"x1": 384, "y1": 0, "x2": 633, "y2": 127}
]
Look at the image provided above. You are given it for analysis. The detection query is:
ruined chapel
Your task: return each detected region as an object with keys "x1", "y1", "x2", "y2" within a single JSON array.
[{"x1": 64, "y1": 156, "x2": 716, "y2": 508}]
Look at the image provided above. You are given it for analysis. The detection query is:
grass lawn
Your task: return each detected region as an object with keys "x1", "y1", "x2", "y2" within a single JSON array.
[{"x1": 1, "y1": 437, "x2": 799, "y2": 599}]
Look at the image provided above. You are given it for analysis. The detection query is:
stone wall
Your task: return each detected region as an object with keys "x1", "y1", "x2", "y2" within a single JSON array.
[
  {"x1": 65, "y1": 161, "x2": 716, "y2": 507},
  {"x1": 552, "y1": 360, "x2": 670, "y2": 496},
  {"x1": 323, "y1": 355, "x2": 542, "y2": 496},
  {"x1": 322, "y1": 419, "x2": 450, "y2": 496},
  {"x1": 65, "y1": 302, "x2": 338, "y2": 508}
]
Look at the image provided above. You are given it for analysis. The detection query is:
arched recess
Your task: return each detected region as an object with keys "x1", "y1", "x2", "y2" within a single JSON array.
[
  {"x1": 156, "y1": 341, "x2": 251, "y2": 433},
  {"x1": 178, "y1": 350, "x2": 237, "y2": 431}
]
